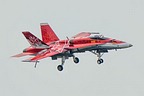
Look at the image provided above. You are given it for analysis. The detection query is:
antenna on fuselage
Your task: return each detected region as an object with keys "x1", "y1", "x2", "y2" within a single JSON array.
[{"x1": 66, "y1": 36, "x2": 69, "y2": 40}]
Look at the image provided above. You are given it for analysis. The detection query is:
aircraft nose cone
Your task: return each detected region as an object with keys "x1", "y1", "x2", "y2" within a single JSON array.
[
  {"x1": 129, "y1": 44, "x2": 133, "y2": 47},
  {"x1": 118, "y1": 43, "x2": 133, "y2": 49}
]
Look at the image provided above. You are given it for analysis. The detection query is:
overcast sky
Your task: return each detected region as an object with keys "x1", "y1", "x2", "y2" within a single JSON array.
[{"x1": 0, "y1": 0, "x2": 143, "y2": 96}]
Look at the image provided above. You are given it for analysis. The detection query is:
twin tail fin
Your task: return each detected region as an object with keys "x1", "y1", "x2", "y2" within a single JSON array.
[{"x1": 22, "y1": 32, "x2": 48, "y2": 48}]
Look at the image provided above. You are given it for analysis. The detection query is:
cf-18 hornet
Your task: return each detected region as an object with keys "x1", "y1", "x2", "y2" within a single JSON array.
[{"x1": 13, "y1": 23, "x2": 132, "y2": 71}]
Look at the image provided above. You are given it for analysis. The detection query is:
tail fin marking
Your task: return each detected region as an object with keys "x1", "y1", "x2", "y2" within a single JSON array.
[{"x1": 22, "y1": 32, "x2": 48, "y2": 48}]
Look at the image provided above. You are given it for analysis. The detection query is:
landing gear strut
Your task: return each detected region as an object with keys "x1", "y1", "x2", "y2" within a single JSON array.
[
  {"x1": 57, "y1": 55, "x2": 79, "y2": 71},
  {"x1": 34, "y1": 61, "x2": 39, "y2": 68},
  {"x1": 90, "y1": 50, "x2": 104, "y2": 64},
  {"x1": 57, "y1": 56, "x2": 65, "y2": 71}
]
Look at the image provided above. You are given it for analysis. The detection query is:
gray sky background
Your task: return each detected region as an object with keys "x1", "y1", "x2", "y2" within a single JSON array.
[{"x1": 0, "y1": 0, "x2": 143, "y2": 96}]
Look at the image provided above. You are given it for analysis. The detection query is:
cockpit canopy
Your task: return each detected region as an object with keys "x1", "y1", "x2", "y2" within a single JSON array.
[
  {"x1": 72, "y1": 32, "x2": 108, "y2": 40},
  {"x1": 88, "y1": 32, "x2": 108, "y2": 40}
]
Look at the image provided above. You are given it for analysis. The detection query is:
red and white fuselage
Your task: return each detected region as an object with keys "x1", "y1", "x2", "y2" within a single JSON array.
[{"x1": 13, "y1": 23, "x2": 132, "y2": 71}]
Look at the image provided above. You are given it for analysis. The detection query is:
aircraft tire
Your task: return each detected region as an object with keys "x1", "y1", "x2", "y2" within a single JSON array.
[
  {"x1": 57, "y1": 65, "x2": 63, "y2": 71},
  {"x1": 73, "y1": 57, "x2": 79, "y2": 64},
  {"x1": 100, "y1": 59, "x2": 104, "y2": 63},
  {"x1": 97, "y1": 59, "x2": 102, "y2": 64}
]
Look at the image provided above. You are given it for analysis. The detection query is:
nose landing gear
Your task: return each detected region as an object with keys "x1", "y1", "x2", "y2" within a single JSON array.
[
  {"x1": 90, "y1": 50, "x2": 104, "y2": 64},
  {"x1": 97, "y1": 58, "x2": 104, "y2": 64}
]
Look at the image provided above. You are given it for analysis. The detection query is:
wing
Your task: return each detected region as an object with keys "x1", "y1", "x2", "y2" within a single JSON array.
[
  {"x1": 23, "y1": 45, "x2": 67, "y2": 62},
  {"x1": 23, "y1": 50, "x2": 58, "y2": 62}
]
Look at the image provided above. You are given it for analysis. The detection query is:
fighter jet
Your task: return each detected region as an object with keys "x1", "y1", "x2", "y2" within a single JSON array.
[{"x1": 13, "y1": 23, "x2": 133, "y2": 71}]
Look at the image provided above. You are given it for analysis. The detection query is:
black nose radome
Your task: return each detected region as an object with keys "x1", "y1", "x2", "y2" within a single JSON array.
[{"x1": 129, "y1": 44, "x2": 133, "y2": 47}]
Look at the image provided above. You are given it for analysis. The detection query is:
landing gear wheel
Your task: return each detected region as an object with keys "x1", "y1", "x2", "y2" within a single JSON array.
[
  {"x1": 73, "y1": 57, "x2": 79, "y2": 64},
  {"x1": 57, "y1": 65, "x2": 63, "y2": 71},
  {"x1": 97, "y1": 59, "x2": 104, "y2": 64},
  {"x1": 97, "y1": 59, "x2": 102, "y2": 64},
  {"x1": 100, "y1": 59, "x2": 104, "y2": 63}
]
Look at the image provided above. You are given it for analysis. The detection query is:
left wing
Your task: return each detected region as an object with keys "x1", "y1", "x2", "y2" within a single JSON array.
[
  {"x1": 23, "y1": 45, "x2": 67, "y2": 62},
  {"x1": 23, "y1": 50, "x2": 58, "y2": 62}
]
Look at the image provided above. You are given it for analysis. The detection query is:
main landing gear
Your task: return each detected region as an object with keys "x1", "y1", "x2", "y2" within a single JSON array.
[
  {"x1": 73, "y1": 57, "x2": 79, "y2": 64},
  {"x1": 57, "y1": 65, "x2": 63, "y2": 71},
  {"x1": 90, "y1": 50, "x2": 104, "y2": 64},
  {"x1": 57, "y1": 55, "x2": 79, "y2": 71},
  {"x1": 57, "y1": 56, "x2": 65, "y2": 71},
  {"x1": 34, "y1": 61, "x2": 39, "y2": 68}
]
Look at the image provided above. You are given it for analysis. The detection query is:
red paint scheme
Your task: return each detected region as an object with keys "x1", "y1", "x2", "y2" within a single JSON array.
[
  {"x1": 13, "y1": 23, "x2": 132, "y2": 68},
  {"x1": 41, "y1": 23, "x2": 59, "y2": 44},
  {"x1": 23, "y1": 47, "x2": 44, "y2": 53}
]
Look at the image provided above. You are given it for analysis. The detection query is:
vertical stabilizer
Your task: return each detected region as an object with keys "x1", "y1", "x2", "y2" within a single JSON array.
[
  {"x1": 22, "y1": 32, "x2": 48, "y2": 47},
  {"x1": 40, "y1": 23, "x2": 59, "y2": 43}
]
